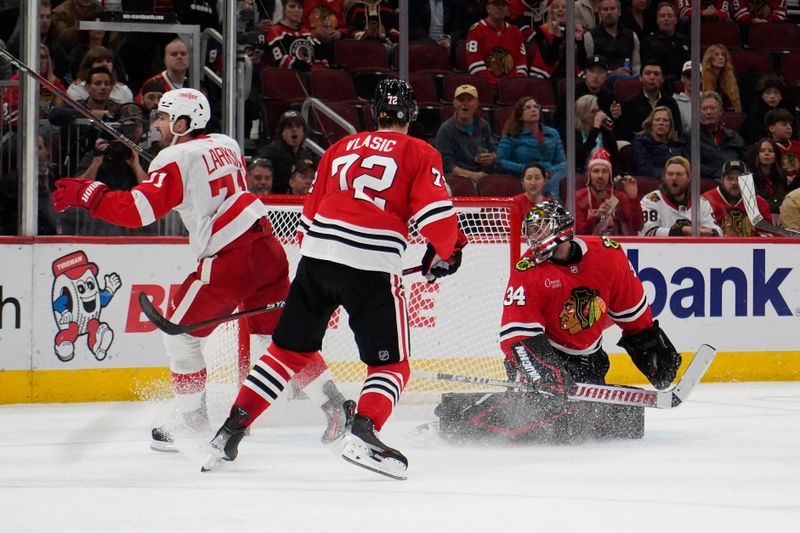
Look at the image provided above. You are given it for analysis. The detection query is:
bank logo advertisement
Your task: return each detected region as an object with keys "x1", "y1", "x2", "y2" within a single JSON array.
[{"x1": 51, "y1": 251, "x2": 121, "y2": 362}]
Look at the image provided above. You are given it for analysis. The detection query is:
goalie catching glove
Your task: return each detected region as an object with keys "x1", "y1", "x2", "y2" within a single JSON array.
[
  {"x1": 52, "y1": 178, "x2": 109, "y2": 213},
  {"x1": 421, "y1": 233, "x2": 467, "y2": 283},
  {"x1": 617, "y1": 320, "x2": 681, "y2": 390}
]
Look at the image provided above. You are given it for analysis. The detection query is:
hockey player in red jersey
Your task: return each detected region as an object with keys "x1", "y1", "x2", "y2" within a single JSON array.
[
  {"x1": 465, "y1": 0, "x2": 528, "y2": 88},
  {"x1": 500, "y1": 202, "x2": 681, "y2": 390},
  {"x1": 702, "y1": 159, "x2": 772, "y2": 236},
  {"x1": 51, "y1": 88, "x2": 350, "y2": 451},
  {"x1": 203, "y1": 79, "x2": 467, "y2": 479}
]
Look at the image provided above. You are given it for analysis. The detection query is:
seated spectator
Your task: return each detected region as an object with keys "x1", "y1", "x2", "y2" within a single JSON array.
[
  {"x1": 344, "y1": 0, "x2": 399, "y2": 45},
  {"x1": 701, "y1": 44, "x2": 741, "y2": 112},
  {"x1": 2, "y1": 44, "x2": 65, "y2": 128},
  {"x1": 584, "y1": 0, "x2": 641, "y2": 81},
  {"x1": 640, "y1": 2, "x2": 689, "y2": 88},
  {"x1": 741, "y1": 75, "x2": 789, "y2": 146},
  {"x1": 303, "y1": 0, "x2": 348, "y2": 44},
  {"x1": 135, "y1": 38, "x2": 189, "y2": 102},
  {"x1": 50, "y1": 0, "x2": 123, "y2": 55},
  {"x1": 434, "y1": 84, "x2": 496, "y2": 186},
  {"x1": 750, "y1": 137, "x2": 792, "y2": 213},
  {"x1": 139, "y1": 79, "x2": 164, "y2": 114},
  {"x1": 554, "y1": 55, "x2": 622, "y2": 137},
  {"x1": 50, "y1": 66, "x2": 120, "y2": 125},
  {"x1": 255, "y1": 111, "x2": 320, "y2": 194},
  {"x1": 618, "y1": 59, "x2": 683, "y2": 141},
  {"x1": 620, "y1": 0, "x2": 656, "y2": 39},
  {"x1": 675, "y1": 0, "x2": 731, "y2": 21},
  {"x1": 0, "y1": 135, "x2": 58, "y2": 235},
  {"x1": 574, "y1": 94, "x2": 618, "y2": 174},
  {"x1": 766, "y1": 108, "x2": 800, "y2": 186},
  {"x1": 640, "y1": 156, "x2": 722, "y2": 236},
  {"x1": 511, "y1": 162, "x2": 555, "y2": 218},
  {"x1": 266, "y1": 0, "x2": 331, "y2": 71},
  {"x1": 702, "y1": 159, "x2": 772, "y2": 236},
  {"x1": 68, "y1": 46, "x2": 133, "y2": 104},
  {"x1": 248, "y1": 158, "x2": 274, "y2": 195},
  {"x1": 528, "y1": 0, "x2": 586, "y2": 80},
  {"x1": 7, "y1": 0, "x2": 70, "y2": 83},
  {"x1": 287, "y1": 158, "x2": 316, "y2": 194},
  {"x1": 780, "y1": 188, "x2": 800, "y2": 231},
  {"x1": 575, "y1": 148, "x2": 643, "y2": 235},
  {"x1": 673, "y1": 60, "x2": 692, "y2": 136},
  {"x1": 731, "y1": 0, "x2": 787, "y2": 23},
  {"x1": 497, "y1": 96, "x2": 567, "y2": 199},
  {"x1": 465, "y1": 0, "x2": 528, "y2": 88},
  {"x1": 699, "y1": 91, "x2": 746, "y2": 180},
  {"x1": 632, "y1": 106, "x2": 688, "y2": 178}
]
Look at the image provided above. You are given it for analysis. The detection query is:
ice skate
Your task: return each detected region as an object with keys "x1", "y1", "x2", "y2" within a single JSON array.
[
  {"x1": 201, "y1": 406, "x2": 249, "y2": 472},
  {"x1": 150, "y1": 397, "x2": 210, "y2": 452},
  {"x1": 341, "y1": 414, "x2": 408, "y2": 480},
  {"x1": 321, "y1": 397, "x2": 356, "y2": 445}
]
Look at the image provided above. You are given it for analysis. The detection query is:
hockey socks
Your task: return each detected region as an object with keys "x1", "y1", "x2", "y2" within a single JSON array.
[{"x1": 356, "y1": 361, "x2": 409, "y2": 431}]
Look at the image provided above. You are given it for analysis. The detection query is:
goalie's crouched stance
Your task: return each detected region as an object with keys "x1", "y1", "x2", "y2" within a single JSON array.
[{"x1": 436, "y1": 202, "x2": 681, "y2": 443}]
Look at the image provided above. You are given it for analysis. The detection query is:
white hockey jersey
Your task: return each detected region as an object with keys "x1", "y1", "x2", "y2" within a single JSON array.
[
  {"x1": 91, "y1": 133, "x2": 269, "y2": 259},
  {"x1": 639, "y1": 189, "x2": 722, "y2": 237}
]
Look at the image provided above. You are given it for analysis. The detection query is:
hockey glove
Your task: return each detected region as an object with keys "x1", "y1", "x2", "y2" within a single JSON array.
[
  {"x1": 420, "y1": 239, "x2": 465, "y2": 283},
  {"x1": 52, "y1": 178, "x2": 109, "y2": 213},
  {"x1": 617, "y1": 321, "x2": 681, "y2": 390},
  {"x1": 668, "y1": 218, "x2": 691, "y2": 236}
]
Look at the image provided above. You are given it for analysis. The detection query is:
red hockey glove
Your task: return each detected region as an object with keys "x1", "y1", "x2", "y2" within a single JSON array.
[{"x1": 52, "y1": 178, "x2": 109, "y2": 213}]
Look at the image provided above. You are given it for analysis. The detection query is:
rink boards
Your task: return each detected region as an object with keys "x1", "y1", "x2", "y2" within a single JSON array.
[{"x1": 1, "y1": 236, "x2": 799, "y2": 403}]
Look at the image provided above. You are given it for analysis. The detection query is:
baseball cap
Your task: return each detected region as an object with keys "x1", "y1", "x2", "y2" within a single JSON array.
[
  {"x1": 292, "y1": 158, "x2": 315, "y2": 174},
  {"x1": 118, "y1": 102, "x2": 146, "y2": 125},
  {"x1": 682, "y1": 60, "x2": 692, "y2": 74},
  {"x1": 277, "y1": 110, "x2": 306, "y2": 133},
  {"x1": 585, "y1": 55, "x2": 608, "y2": 71},
  {"x1": 454, "y1": 84, "x2": 478, "y2": 99},
  {"x1": 722, "y1": 159, "x2": 746, "y2": 176}
]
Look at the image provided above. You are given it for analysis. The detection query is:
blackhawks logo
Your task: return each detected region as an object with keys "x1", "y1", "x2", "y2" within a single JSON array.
[{"x1": 559, "y1": 286, "x2": 607, "y2": 334}]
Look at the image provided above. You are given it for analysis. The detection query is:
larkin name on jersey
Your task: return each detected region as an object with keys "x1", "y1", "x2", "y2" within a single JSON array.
[
  {"x1": 298, "y1": 130, "x2": 462, "y2": 275},
  {"x1": 499, "y1": 236, "x2": 653, "y2": 358},
  {"x1": 91, "y1": 134, "x2": 269, "y2": 259}
]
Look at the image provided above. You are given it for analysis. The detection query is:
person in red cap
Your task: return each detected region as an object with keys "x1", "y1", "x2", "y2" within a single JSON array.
[{"x1": 574, "y1": 148, "x2": 643, "y2": 235}]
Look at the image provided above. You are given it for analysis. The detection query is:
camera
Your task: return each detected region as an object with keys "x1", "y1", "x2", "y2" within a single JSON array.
[
  {"x1": 104, "y1": 140, "x2": 133, "y2": 163},
  {"x1": 602, "y1": 116, "x2": 614, "y2": 128}
]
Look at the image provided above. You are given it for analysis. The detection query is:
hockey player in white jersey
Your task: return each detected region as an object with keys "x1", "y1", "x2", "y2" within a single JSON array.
[
  {"x1": 52, "y1": 88, "x2": 352, "y2": 450},
  {"x1": 639, "y1": 156, "x2": 722, "y2": 237}
]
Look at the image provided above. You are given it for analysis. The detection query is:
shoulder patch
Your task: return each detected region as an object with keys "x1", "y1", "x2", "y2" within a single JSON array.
[
  {"x1": 645, "y1": 191, "x2": 660, "y2": 202},
  {"x1": 601, "y1": 236, "x2": 621, "y2": 249},
  {"x1": 469, "y1": 22, "x2": 480, "y2": 30},
  {"x1": 515, "y1": 256, "x2": 535, "y2": 271}
]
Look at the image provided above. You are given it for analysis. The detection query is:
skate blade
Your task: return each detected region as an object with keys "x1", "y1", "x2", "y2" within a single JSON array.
[
  {"x1": 341, "y1": 442, "x2": 407, "y2": 480},
  {"x1": 200, "y1": 454, "x2": 222, "y2": 472},
  {"x1": 149, "y1": 440, "x2": 179, "y2": 453}
]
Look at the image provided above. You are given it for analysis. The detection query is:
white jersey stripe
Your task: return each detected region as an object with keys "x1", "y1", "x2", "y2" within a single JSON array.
[
  {"x1": 170, "y1": 279, "x2": 203, "y2": 324},
  {"x1": 132, "y1": 189, "x2": 156, "y2": 226}
]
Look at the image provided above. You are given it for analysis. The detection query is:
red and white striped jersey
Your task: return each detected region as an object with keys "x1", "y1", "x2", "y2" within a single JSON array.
[
  {"x1": 702, "y1": 186, "x2": 772, "y2": 236},
  {"x1": 91, "y1": 133, "x2": 269, "y2": 259},
  {"x1": 499, "y1": 236, "x2": 653, "y2": 357},
  {"x1": 465, "y1": 19, "x2": 528, "y2": 87},
  {"x1": 298, "y1": 130, "x2": 463, "y2": 274}
]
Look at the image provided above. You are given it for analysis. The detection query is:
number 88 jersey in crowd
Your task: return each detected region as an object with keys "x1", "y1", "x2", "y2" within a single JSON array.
[
  {"x1": 90, "y1": 133, "x2": 269, "y2": 260},
  {"x1": 298, "y1": 130, "x2": 464, "y2": 275}
]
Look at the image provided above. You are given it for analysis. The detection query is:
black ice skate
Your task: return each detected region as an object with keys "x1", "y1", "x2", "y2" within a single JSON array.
[
  {"x1": 341, "y1": 414, "x2": 408, "y2": 480},
  {"x1": 150, "y1": 398, "x2": 210, "y2": 452},
  {"x1": 320, "y1": 381, "x2": 356, "y2": 444},
  {"x1": 201, "y1": 406, "x2": 250, "y2": 472}
]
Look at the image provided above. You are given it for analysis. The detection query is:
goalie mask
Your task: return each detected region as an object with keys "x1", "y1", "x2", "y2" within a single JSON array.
[
  {"x1": 157, "y1": 88, "x2": 211, "y2": 145},
  {"x1": 524, "y1": 201, "x2": 575, "y2": 263},
  {"x1": 373, "y1": 79, "x2": 418, "y2": 124}
]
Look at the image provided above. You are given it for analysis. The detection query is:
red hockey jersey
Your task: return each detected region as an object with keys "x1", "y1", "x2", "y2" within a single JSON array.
[
  {"x1": 265, "y1": 22, "x2": 327, "y2": 70},
  {"x1": 499, "y1": 236, "x2": 653, "y2": 358},
  {"x1": 90, "y1": 134, "x2": 269, "y2": 259},
  {"x1": 702, "y1": 186, "x2": 772, "y2": 236},
  {"x1": 465, "y1": 19, "x2": 528, "y2": 87},
  {"x1": 303, "y1": 0, "x2": 347, "y2": 34},
  {"x1": 730, "y1": 0, "x2": 787, "y2": 21},
  {"x1": 299, "y1": 130, "x2": 463, "y2": 274},
  {"x1": 675, "y1": 0, "x2": 731, "y2": 19}
]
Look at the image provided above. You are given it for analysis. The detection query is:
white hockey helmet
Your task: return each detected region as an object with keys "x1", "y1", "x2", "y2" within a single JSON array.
[
  {"x1": 524, "y1": 201, "x2": 575, "y2": 263},
  {"x1": 157, "y1": 88, "x2": 211, "y2": 141}
]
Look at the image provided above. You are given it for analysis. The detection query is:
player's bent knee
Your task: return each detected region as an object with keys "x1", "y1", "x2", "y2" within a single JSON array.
[{"x1": 162, "y1": 333, "x2": 205, "y2": 373}]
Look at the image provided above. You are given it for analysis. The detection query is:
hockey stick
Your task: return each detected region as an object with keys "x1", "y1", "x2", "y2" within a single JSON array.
[
  {"x1": 0, "y1": 48, "x2": 153, "y2": 162},
  {"x1": 139, "y1": 265, "x2": 425, "y2": 335},
  {"x1": 737, "y1": 173, "x2": 800, "y2": 237},
  {"x1": 413, "y1": 344, "x2": 717, "y2": 409}
]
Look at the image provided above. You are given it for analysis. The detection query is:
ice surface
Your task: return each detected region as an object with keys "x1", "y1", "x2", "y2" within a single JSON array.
[{"x1": 0, "y1": 383, "x2": 798, "y2": 533}]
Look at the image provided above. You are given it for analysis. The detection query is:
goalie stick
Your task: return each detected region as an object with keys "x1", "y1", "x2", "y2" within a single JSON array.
[
  {"x1": 0, "y1": 47, "x2": 153, "y2": 162},
  {"x1": 413, "y1": 344, "x2": 717, "y2": 409},
  {"x1": 139, "y1": 265, "x2": 425, "y2": 335},
  {"x1": 737, "y1": 173, "x2": 800, "y2": 237}
]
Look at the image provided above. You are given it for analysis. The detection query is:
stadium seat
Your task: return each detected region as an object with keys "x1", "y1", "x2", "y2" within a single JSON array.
[
  {"x1": 334, "y1": 39, "x2": 391, "y2": 72},
  {"x1": 306, "y1": 102, "x2": 361, "y2": 146},
  {"x1": 442, "y1": 73, "x2": 495, "y2": 106},
  {"x1": 310, "y1": 69, "x2": 363, "y2": 105},
  {"x1": 721, "y1": 112, "x2": 745, "y2": 133},
  {"x1": 478, "y1": 174, "x2": 523, "y2": 197},
  {"x1": 395, "y1": 42, "x2": 451, "y2": 75},
  {"x1": 700, "y1": 21, "x2": 741, "y2": 50},
  {"x1": 633, "y1": 176, "x2": 661, "y2": 199},
  {"x1": 409, "y1": 73, "x2": 441, "y2": 107},
  {"x1": 445, "y1": 175, "x2": 477, "y2": 197},
  {"x1": 454, "y1": 40, "x2": 467, "y2": 72},
  {"x1": 493, "y1": 106, "x2": 515, "y2": 134},
  {"x1": 729, "y1": 49, "x2": 773, "y2": 77},
  {"x1": 613, "y1": 79, "x2": 642, "y2": 104},
  {"x1": 780, "y1": 52, "x2": 800, "y2": 85},
  {"x1": 747, "y1": 22, "x2": 800, "y2": 52},
  {"x1": 497, "y1": 77, "x2": 556, "y2": 110},
  {"x1": 260, "y1": 68, "x2": 308, "y2": 136}
]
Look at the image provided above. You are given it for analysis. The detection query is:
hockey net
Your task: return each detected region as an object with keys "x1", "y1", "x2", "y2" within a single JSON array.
[{"x1": 203, "y1": 196, "x2": 522, "y2": 405}]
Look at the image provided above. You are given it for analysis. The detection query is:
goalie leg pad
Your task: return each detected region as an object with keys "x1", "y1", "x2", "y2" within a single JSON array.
[{"x1": 618, "y1": 321, "x2": 682, "y2": 390}]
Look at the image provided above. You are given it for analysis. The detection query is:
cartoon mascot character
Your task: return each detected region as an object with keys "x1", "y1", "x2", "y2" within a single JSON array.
[{"x1": 51, "y1": 251, "x2": 121, "y2": 362}]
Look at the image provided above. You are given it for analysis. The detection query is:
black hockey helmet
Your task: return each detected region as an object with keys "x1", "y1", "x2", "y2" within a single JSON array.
[
  {"x1": 524, "y1": 201, "x2": 575, "y2": 263},
  {"x1": 372, "y1": 78, "x2": 419, "y2": 124}
]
